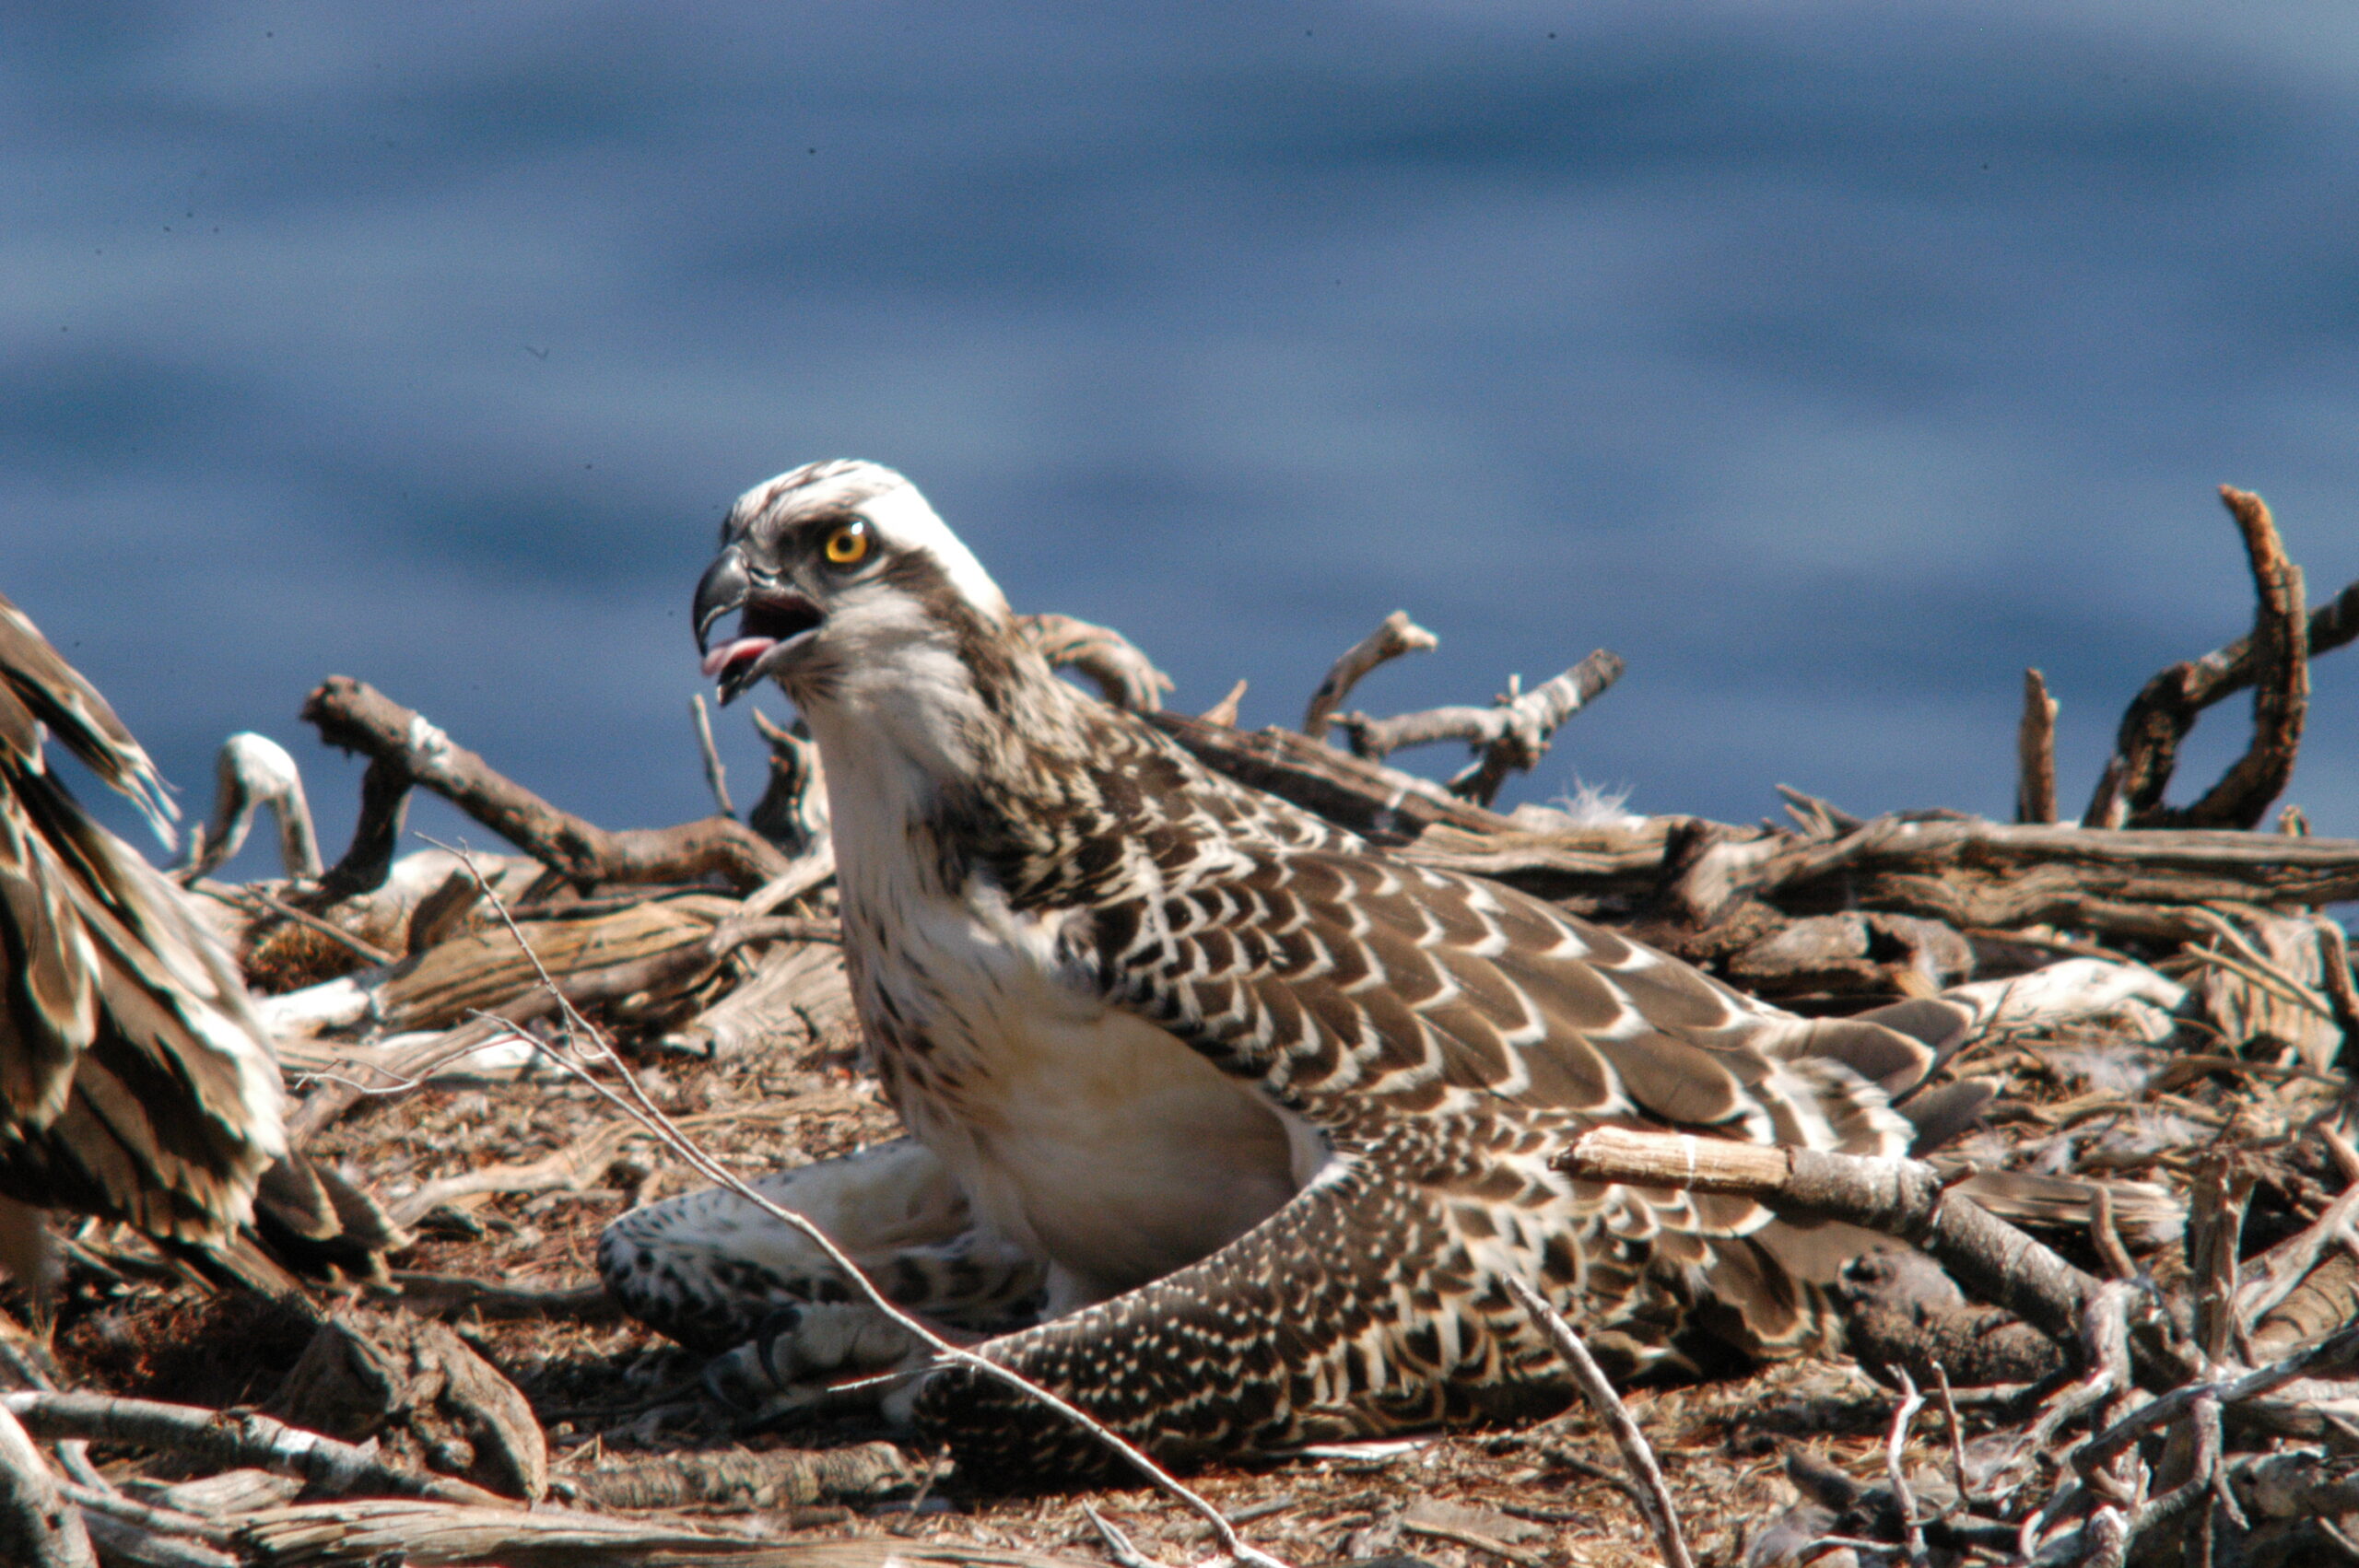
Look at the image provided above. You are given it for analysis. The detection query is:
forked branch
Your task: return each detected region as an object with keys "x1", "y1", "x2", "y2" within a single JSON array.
[
  {"x1": 1302, "y1": 611, "x2": 1438, "y2": 742},
  {"x1": 1335, "y1": 649, "x2": 1625, "y2": 806},
  {"x1": 302, "y1": 677, "x2": 792, "y2": 893},
  {"x1": 2085, "y1": 486, "x2": 2335, "y2": 829}
]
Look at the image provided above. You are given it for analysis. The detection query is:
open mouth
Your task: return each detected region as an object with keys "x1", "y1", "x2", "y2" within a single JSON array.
[{"x1": 699, "y1": 588, "x2": 823, "y2": 703}]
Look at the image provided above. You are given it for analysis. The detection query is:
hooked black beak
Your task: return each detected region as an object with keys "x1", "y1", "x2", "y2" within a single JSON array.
[
  {"x1": 694, "y1": 547, "x2": 751, "y2": 656},
  {"x1": 694, "y1": 546, "x2": 827, "y2": 705}
]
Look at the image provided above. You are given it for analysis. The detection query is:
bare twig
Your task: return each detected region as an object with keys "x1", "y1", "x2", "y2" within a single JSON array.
[
  {"x1": 441, "y1": 848, "x2": 1290, "y2": 1568},
  {"x1": 1334, "y1": 649, "x2": 1625, "y2": 807},
  {"x1": 1149, "y1": 708, "x2": 1517, "y2": 839},
  {"x1": 1933, "y1": 1367, "x2": 1972, "y2": 1509},
  {"x1": 690, "y1": 694, "x2": 734, "y2": 818},
  {"x1": 1398, "y1": 1515, "x2": 1549, "y2": 1568},
  {"x1": 2073, "y1": 1318, "x2": 2359, "y2": 1476},
  {"x1": 1018, "y1": 614, "x2": 1174, "y2": 714},
  {"x1": 1884, "y1": 1368, "x2": 1931, "y2": 1568},
  {"x1": 2173, "y1": 487, "x2": 2311, "y2": 829},
  {"x1": 1302, "y1": 611, "x2": 1437, "y2": 742},
  {"x1": 2017, "y1": 668, "x2": 2059, "y2": 825},
  {"x1": 1501, "y1": 1275, "x2": 1693, "y2": 1568},
  {"x1": 2089, "y1": 1186, "x2": 2137, "y2": 1282},
  {"x1": 1082, "y1": 1504, "x2": 1179, "y2": 1568}
]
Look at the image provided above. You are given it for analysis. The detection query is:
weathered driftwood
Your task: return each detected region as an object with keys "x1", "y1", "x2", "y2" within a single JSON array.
[
  {"x1": 1553, "y1": 1127, "x2": 2116, "y2": 1352},
  {"x1": 374, "y1": 895, "x2": 740, "y2": 1033},
  {"x1": 271, "y1": 1309, "x2": 548, "y2": 1503},
  {"x1": 1149, "y1": 709, "x2": 1516, "y2": 840},
  {"x1": 2085, "y1": 486, "x2": 2350, "y2": 830},
  {"x1": 284, "y1": 1016, "x2": 530, "y2": 1145},
  {"x1": 566, "y1": 1443, "x2": 911, "y2": 1512},
  {"x1": 127, "y1": 1469, "x2": 303, "y2": 1519},
  {"x1": 746, "y1": 709, "x2": 830, "y2": 857},
  {"x1": 57, "y1": 1477, "x2": 235, "y2": 1558},
  {"x1": 1332, "y1": 648, "x2": 1625, "y2": 807},
  {"x1": 1301, "y1": 610, "x2": 1438, "y2": 742},
  {"x1": 177, "y1": 731, "x2": 322, "y2": 883},
  {"x1": 2016, "y1": 667, "x2": 2058, "y2": 825},
  {"x1": 658, "y1": 940, "x2": 853, "y2": 1060},
  {"x1": 231, "y1": 1502, "x2": 1103, "y2": 1568},
  {"x1": 0, "y1": 1398, "x2": 94, "y2": 1568},
  {"x1": 1017, "y1": 612, "x2": 1173, "y2": 714},
  {"x1": 0, "y1": 1392, "x2": 508, "y2": 1508},
  {"x1": 302, "y1": 677, "x2": 792, "y2": 893},
  {"x1": 1688, "y1": 814, "x2": 2359, "y2": 930}
]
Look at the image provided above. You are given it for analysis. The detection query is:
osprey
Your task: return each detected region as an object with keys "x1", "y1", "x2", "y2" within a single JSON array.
[
  {"x1": 0, "y1": 593, "x2": 387, "y2": 1293},
  {"x1": 602, "y1": 461, "x2": 1982, "y2": 1478}
]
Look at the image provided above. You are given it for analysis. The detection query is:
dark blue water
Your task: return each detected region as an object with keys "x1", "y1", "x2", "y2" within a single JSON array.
[{"x1": 9, "y1": 4, "x2": 2359, "y2": 872}]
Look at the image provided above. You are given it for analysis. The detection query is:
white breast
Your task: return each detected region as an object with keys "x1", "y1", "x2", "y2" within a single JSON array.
[{"x1": 837, "y1": 828, "x2": 1304, "y2": 1305}]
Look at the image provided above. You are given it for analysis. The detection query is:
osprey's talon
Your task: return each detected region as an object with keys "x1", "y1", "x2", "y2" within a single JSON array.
[{"x1": 706, "y1": 1301, "x2": 931, "y2": 1420}]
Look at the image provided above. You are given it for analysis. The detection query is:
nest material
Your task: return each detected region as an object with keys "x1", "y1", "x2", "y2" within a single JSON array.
[{"x1": 6, "y1": 481, "x2": 2359, "y2": 1567}]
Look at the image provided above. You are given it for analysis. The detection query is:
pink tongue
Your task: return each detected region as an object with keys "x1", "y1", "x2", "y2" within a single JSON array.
[{"x1": 700, "y1": 637, "x2": 777, "y2": 680}]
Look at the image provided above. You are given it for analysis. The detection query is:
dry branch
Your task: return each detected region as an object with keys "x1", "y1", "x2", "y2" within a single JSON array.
[
  {"x1": 2085, "y1": 486, "x2": 2334, "y2": 829},
  {"x1": 1149, "y1": 709, "x2": 1516, "y2": 840},
  {"x1": 178, "y1": 731, "x2": 323, "y2": 883},
  {"x1": 690, "y1": 694, "x2": 734, "y2": 819},
  {"x1": 2176, "y1": 486, "x2": 2309, "y2": 828},
  {"x1": 2016, "y1": 667, "x2": 2058, "y2": 825},
  {"x1": 0, "y1": 1392, "x2": 509, "y2": 1508},
  {"x1": 1333, "y1": 649, "x2": 1625, "y2": 806},
  {"x1": 302, "y1": 677, "x2": 792, "y2": 891},
  {"x1": 232, "y1": 1501, "x2": 1104, "y2": 1568},
  {"x1": 1501, "y1": 1276, "x2": 1694, "y2": 1568},
  {"x1": 0, "y1": 1398, "x2": 94, "y2": 1568},
  {"x1": 1018, "y1": 613, "x2": 1174, "y2": 714},
  {"x1": 1302, "y1": 611, "x2": 1438, "y2": 742},
  {"x1": 565, "y1": 1443, "x2": 911, "y2": 1511},
  {"x1": 1554, "y1": 1128, "x2": 2116, "y2": 1352}
]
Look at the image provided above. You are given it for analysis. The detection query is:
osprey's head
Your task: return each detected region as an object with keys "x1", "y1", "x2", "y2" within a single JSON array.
[{"x1": 694, "y1": 461, "x2": 1013, "y2": 707}]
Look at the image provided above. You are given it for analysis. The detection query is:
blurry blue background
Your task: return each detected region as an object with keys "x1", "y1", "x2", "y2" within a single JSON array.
[{"x1": 8, "y1": 2, "x2": 2359, "y2": 872}]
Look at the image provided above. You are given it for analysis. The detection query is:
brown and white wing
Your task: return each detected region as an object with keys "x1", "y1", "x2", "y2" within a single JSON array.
[
  {"x1": 0, "y1": 596, "x2": 283, "y2": 1246},
  {"x1": 0, "y1": 592, "x2": 176, "y2": 843},
  {"x1": 1096, "y1": 842, "x2": 1922, "y2": 1162},
  {"x1": 1103, "y1": 839, "x2": 1942, "y2": 1355}
]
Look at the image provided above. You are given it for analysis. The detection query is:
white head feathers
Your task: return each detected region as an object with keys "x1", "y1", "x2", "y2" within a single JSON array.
[{"x1": 726, "y1": 460, "x2": 1012, "y2": 623}]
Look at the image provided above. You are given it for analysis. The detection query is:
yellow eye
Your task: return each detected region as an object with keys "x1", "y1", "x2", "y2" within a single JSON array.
[{"x1": 823, "y1": 521, "x2": 871, "y2": 567}]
